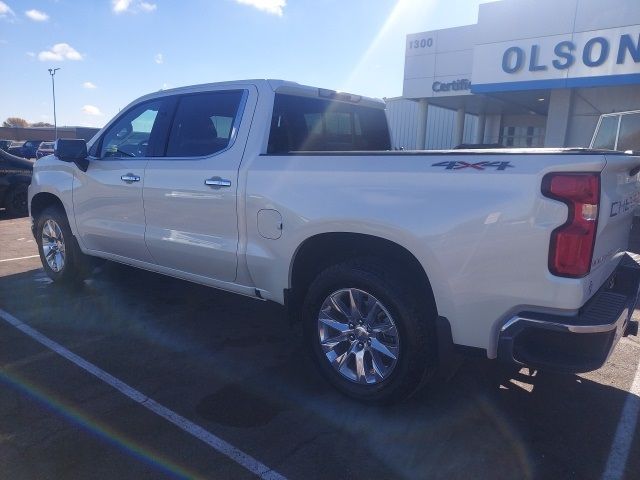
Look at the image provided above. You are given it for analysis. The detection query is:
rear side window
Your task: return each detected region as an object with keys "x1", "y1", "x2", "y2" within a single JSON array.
[
  {"x1": 165, "y1": 90, "x2": 244, "y2": 158},
  {"x1": 268, "y1": 94, "x2": 390, "y2": 153}
]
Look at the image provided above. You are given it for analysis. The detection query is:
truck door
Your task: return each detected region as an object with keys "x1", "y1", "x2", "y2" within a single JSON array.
[
  {"x1": 142, "y1": 86, "x2": 256, "y2": 282},
  {"x1": 73, "y1": 98, "x2": 174, "y2": 261}
]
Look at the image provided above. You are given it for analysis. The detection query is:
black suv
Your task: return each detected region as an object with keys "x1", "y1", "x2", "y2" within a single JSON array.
[
  {"x1": 8, "y1": 140, "x2": 45, "y2": 159},
  {"x1": 0, "y1": 150, "x2": 32, "y2": 217}
]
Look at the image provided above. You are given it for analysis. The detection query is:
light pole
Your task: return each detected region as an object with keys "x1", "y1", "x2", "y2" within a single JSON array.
[{"x1": 48, "y1": 67, "x2": 60, "y2": 140}]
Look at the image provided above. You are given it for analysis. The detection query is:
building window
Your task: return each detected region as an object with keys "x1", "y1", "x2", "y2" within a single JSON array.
[{"x1": 501, "y1": 126, "x2": 545, "y2": 147}]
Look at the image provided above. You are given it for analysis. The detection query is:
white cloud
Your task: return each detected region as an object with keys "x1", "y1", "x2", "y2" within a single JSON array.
[
  {"x1": 139, "y1": 1, "x2": 156, "y2": 12},
  {"x1": 0, "y1": 1, "x2": 15, "y2": 18},
  {"x1": 112, "y1": 0, "x2": 156, "y2": 14},
  {"x1": 38, "y1": 43, "x2": 83, "y2": 61},
  {"x1": 82, "y1": 81, "x2": 97, "y2": 89},
  {"x1": 25, "y1": 9, "x2": 49, "y2": 21},
  {"x1": 82, "y1": 105, "x2": 103, "y2": 116},
  {"x1": 154, "y1": 53, "x2": 163, "y2": 64},
  {"x1": 26, "y1": 51, "x2": 35, "y2": 57},
  {"x1": 234, "y1": 0, "x2": 285, "y2": 16}
]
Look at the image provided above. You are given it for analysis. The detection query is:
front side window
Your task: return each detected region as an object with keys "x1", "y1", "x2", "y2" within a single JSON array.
[
  {"x1": 99, "y1": 100, "x2": 164, "y2": 158},
  {"x1": 617, "y1": 113, "x2": 640, "y2": 151},
  {"x1": 165, "y1": 90, "x2": 244, "y2": 158}
]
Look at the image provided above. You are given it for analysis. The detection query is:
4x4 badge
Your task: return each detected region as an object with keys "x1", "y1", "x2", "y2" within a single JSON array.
[{"x1": 432, "y1": 161, "x2": 514, "y2": 171}]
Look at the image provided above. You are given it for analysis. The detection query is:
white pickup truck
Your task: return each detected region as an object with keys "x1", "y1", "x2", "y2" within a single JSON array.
[{"x1": 29, "y1": 79, "x2": 640, "y2": 403}]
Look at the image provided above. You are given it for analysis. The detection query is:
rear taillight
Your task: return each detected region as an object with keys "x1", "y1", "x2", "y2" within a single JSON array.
[{"x1": 542, "y1": 173, "x2": 600, "y2": 278}]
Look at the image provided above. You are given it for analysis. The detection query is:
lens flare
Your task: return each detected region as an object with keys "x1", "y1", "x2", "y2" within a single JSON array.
[{"x1": 0, "y1": 370, "x2": 204, "y2": 479}]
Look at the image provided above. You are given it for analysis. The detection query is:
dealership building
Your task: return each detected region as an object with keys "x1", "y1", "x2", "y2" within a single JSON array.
[{"x1": 387, "y1": 0, "x2": 640, "y2": 150}]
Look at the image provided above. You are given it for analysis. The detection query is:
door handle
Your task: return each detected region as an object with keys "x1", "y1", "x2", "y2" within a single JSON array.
[
  {"x1": 205, "y1": 177, "x2": 232, "y2": 188},
  {"x1": 121, "y1": 173, "x2": 140, "y2": 183}
]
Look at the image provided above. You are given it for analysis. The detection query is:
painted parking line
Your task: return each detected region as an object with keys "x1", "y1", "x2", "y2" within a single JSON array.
[
  {"x1": 602, "y1": 341, "x2": 640, "y2": 480},
  {"x1": 0, "y1": 308, "x2": 287, "y2": 480},
  {"x1": 0, "y1": 255, "x2": 39, "y2": 263}
]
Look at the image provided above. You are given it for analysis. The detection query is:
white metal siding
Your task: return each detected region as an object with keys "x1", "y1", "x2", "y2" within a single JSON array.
[
  {"x1": 385, "y1": 98, "x2": 419, "y2": 149},
  {"x1": 386, "y1": 98, "x2": 478, "y2": 149}
]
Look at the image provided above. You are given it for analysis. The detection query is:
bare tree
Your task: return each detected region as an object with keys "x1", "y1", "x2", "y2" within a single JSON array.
[
  {"x1": 31, "y1": 122, "x2": 54, "y2": 127},
  {"x1": 3, "y1": 117, "x2": 29, "y2": 128}
]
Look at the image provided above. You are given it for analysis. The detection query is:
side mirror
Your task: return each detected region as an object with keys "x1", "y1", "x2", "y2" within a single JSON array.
[{"x1": 55, "y1": 139, "x2": 89, "y2": 172}]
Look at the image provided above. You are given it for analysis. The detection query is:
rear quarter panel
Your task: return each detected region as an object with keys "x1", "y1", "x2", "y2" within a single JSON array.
[{"x1": 244, "y1": 152, "x2": 612, "y2": 356}]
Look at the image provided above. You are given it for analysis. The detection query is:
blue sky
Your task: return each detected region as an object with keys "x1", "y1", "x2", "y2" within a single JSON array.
[{"x1": 0, "y1": 0, "x2": 491, "y2": 127}]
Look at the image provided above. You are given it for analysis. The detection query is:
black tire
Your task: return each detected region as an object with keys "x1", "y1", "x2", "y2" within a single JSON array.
[
  {"x1": 302, "y1": 258, "x2": 437, "y2": 404},
  {"x1": 35, "y1": 205, "x2": 91, "y2": 284},
  {"x1": 6, "y1": 183, "x2": 29, "y2": 217}
]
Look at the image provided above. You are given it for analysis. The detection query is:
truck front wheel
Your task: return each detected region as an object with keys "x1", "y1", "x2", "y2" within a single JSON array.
[
  {"x1": 302, "y1": 259, "x2": 436, "y2": 404},
  {"x1": 35, "y1": 206, "x2": 91, "y2": 284}
]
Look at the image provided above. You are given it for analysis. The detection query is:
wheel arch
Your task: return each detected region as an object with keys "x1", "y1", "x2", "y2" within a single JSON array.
[
  {"x1": 30, "y1": 192, "x2": 68, "y2": 222},
  {"x1": 287, "y1": 232, "x2": 438, "y2": 320}
]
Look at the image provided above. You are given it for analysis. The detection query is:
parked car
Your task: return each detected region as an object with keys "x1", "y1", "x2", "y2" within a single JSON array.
[
  {"x1": 0, "y1": 140, "x2": 12, "y2": 152},
  {"x1": 0, "y1": 149, "x2": 33, "y2": 216},
  {"x1": 9, "y1": 140, "x2": 45, "y2": 159},
  {"x1": 35, "y1": 141, "x2": 55, "y2": 159},
  {"x1": 28, "y1": 80, "x2": 640, "y2": 404},
  {"x1": 7, "y1": 142, "x2": 23, "y2": 156}
]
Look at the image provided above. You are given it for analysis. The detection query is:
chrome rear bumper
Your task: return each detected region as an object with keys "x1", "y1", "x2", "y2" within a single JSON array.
[{"x1": 497, "y1": 253, "x2": 640, "y2": 373}]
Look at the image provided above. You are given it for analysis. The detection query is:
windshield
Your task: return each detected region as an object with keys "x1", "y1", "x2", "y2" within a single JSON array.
[{"x1": 592, "y1": 112, "x2": 640, "y2": 151}]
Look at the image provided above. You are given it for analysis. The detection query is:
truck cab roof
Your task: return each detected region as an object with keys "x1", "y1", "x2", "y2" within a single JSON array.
[{"x1": 135, "y1": 79, "x2": 386, "y2": 110}]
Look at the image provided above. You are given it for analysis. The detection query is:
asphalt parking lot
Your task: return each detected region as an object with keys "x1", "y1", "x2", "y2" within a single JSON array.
[{"x1": 0, "y1": 211, "x2": 639, "y2": 480}]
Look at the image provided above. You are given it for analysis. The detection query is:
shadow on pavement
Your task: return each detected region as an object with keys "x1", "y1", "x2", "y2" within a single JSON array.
[
  {"x1": 0, "y1": 208, "x2": 28, "y2": 221},
  {"x1": 0, "y1": 260, "x2": 638, "y2": 480}
]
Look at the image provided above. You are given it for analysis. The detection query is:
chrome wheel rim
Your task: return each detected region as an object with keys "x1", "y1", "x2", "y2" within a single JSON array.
[
  {"x1": 41, "y1": 219, "x2": 66, "y2": 273},
  {"x1": 317, "y1": 288, "x2": 400, "y2": 385}
]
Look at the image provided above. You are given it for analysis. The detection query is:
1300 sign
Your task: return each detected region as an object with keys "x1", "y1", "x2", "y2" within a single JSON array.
[{"x1": 409, "y1": 38, "x2": 433, "y2": 49}]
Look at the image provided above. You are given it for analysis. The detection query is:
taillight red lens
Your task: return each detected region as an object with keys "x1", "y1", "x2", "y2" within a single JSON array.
[{"x1": 542, "y1": 173, "x2": 600, "y2": 278}]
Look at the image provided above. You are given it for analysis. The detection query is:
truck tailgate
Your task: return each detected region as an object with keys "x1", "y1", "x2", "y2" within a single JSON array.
[{"x1": 591, "y1": 153, "x2": 640, "y2": 289}]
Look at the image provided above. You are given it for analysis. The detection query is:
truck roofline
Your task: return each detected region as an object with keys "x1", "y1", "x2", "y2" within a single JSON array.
[{"x1": 130, "y1": 79, "x2": 386, "y2": 110}]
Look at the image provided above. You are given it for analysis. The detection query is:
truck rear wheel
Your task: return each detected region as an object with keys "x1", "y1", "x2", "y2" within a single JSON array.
[
  {"x1": 35, "y1": 206, "x2": 91, "y2": 284},
  {"x1": 302, "y1": 259, "x2": 436, "y2": 404}
]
